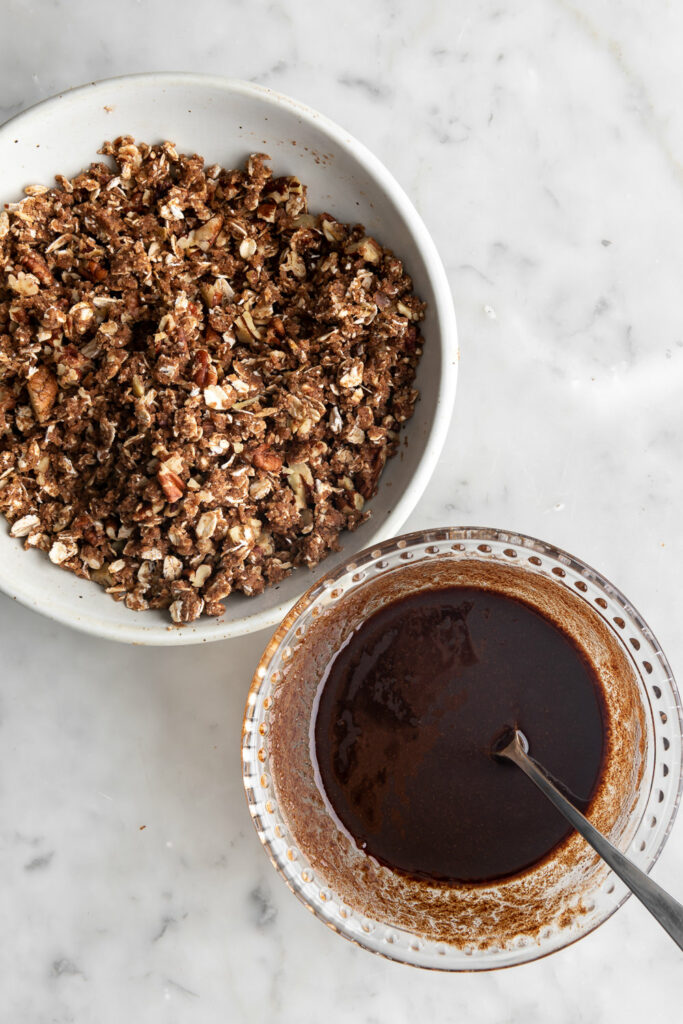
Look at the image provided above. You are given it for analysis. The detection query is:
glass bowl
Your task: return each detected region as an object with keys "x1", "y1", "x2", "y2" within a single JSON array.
[{"x1": 242, "y1": 527, "x2": 682, "y2": 970}]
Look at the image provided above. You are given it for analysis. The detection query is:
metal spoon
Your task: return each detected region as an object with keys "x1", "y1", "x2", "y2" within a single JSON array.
[{"x1": 495, "y1": 728, "x2": 683, "y2": 951}]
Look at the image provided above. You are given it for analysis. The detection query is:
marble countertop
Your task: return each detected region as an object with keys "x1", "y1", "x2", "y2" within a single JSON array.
[{"x1": 2, "y1": 0, "x2": 682, "y2": 1019}]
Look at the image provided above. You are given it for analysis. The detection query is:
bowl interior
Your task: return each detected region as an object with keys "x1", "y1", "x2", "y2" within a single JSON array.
[
  {"x1": 0, "y1": 75, "x2": 456, "y2": 643},
  {"x1": 243, "y1": 528, "x2": 683, "y2": 970}
]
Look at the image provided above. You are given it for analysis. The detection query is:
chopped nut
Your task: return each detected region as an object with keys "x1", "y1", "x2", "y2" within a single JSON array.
[
  {"x1": 257, "y1": 199, "x2": 277, "y2": 222},
  {"x1": 191, "y1": 564, "x2": 212, "y2": 587},
  {"x1": 234, "y1": 310, "x2": 261, "y2": 344},
  {"x1": 194, "y1": 215, "x2": 223, "y2": 249},
  {"x1": 83, "y1": 259, "x2": 107, "y2": 283},
  {"x1": 285, "y1": 462, "x2": 313, "y2": 509},
  {"x1": 157, "y1": 463, "x2": 185, "y2": 502},
  {"x1": 321, "y1": 216, "x2": 346, "y2": 244},
  {"x1": 27, "y1": 367, "x2": 58, "y2": 422},
  {"x1": 204, "y1": 384, "x2": 235, "y2": 411},
  {"x1": 348, "y1": 236, "x2": 382, "y2": 264},
  {"x1": 397, "y1": 299, "x2": 423, "y2": 322},
  {"x1": 252, "y1": 445, "x2": 282, "y2": 473},
  {"x1": 20, "y1": 252, "x2": 54, "y2": 286},
  {"x1": 329, "y1": 406, "x2": 343, "y2": 433},
  {"x1": 163, "y1": 453, "x2": 185, "y2": 475},
  {"x1": 338, "y1": 360, "x2": 364, "y2": 389},
  {"x1": 192, "y1": 350, "x2": 217, "y2": 388},
  {"x1": 8, "y1": 271, "x2": 40, "y2": 296}
]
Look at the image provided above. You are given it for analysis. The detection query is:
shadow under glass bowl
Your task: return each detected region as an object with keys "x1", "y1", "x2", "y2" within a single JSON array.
[{"x1": 242, "y1": 526, "x2": 683, "y2": 970}]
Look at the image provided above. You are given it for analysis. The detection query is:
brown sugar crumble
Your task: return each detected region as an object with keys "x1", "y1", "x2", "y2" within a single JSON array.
[{"x1": 0, "y1": 138, "x2": 425, "y2": 623}]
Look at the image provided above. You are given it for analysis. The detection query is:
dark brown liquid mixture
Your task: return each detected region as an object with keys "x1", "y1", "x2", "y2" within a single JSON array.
[{"x1": 313, "y1": 586, "x2": 607, "y2": 884}]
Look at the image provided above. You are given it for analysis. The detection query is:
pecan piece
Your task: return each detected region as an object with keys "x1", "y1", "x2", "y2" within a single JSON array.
[
  {"x1": 252, "y1": 444, "x2": 282, "y2": 473},
  {"x1": 192, "y1": 349, "x2": 218, "y2": 387},
  {"x1": 348, "y1": 236, "x2": 382, "y2": 264},
  {"x1": 56, "y1": 345, "x2": 89, "y2": 386},
  {"x1": 204, "y1": 326, "x2": 221, "y2": 346},
  {"x1": 157, "y1": 463, "x2": 185, "y2": 503},
  {"x1": 20, "y1": 252, "x2": 54, "y2": 286},
  {"x1": 357, "y1": 448, "x2": 387, "y2": 500},
  {"x1": 83, "y1": 259, "x2": 108, "y2": 283},
  {"x1": 257, "y1": 199, "x2": 277, "y2": 222},
  {"x1": 26, "y1": 367, "x2": 58, "y2": 422},
  {"x1": 194, "y1": 215, "x2": 223, "y2": 249}
]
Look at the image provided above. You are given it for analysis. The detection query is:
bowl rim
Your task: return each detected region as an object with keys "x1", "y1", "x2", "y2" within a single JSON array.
[
  {"x1": 243, "y1": 525, "x2": 683, "y2": 969},
  {"x1": 0, "y1": 72, "x2": 458, "y2": 644}
]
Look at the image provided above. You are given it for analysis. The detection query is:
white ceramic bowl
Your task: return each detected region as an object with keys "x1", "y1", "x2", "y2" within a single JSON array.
[{"x1": 0, "y1": 74, "x2": 457, "y2": 644}]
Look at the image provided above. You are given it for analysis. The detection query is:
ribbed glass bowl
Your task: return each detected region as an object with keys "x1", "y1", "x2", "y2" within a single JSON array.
[{"x1": 242, "y1": 527, "x2": 683, "y2": 970}]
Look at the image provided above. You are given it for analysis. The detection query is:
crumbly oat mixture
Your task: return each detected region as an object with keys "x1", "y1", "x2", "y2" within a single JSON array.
[{"x1": 0, "y1": 138, "x2": 424, "y2": 623}]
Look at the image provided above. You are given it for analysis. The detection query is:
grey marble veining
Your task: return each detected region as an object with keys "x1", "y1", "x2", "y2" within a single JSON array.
[{"x1": 2, "y1": 0, "x2": 683, "y2": 1020}]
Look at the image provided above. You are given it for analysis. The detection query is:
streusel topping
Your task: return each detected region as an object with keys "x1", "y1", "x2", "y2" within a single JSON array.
[{"x1": 0, "y1": 138, "x2": 424, "y2": 622}]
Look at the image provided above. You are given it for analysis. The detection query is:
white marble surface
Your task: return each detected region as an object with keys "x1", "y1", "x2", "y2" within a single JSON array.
[{"x1": 2, "y1": 0, "x2": 683, "y2": 1019}]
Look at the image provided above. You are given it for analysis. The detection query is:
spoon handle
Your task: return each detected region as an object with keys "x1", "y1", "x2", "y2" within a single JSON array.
[{"x1": 504, "y1": 733, "x2": 683, "y2": 952}]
